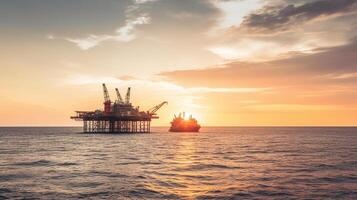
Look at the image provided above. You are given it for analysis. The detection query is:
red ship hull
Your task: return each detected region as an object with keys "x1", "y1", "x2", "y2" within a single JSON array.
[{"x1": 169, "y1": 125, "x2": 200, "y2": 132}]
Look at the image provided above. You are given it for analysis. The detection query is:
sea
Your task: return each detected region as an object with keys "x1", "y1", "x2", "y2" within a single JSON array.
[{"x1": 0, "y1": 127, "x2": 356, "y2": 199}]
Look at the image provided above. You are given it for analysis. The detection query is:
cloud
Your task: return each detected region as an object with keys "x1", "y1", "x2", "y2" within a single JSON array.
[
  {"x1": 63, "y1": 73, "x2": 266, "y2": 95},
  {"x1": 213, "y1": 0, "x2": 262, "y2": 29},
  {"x1": 330, "y1": 72, "x2": 357, "y2": 80},
  {"x1": 185, "y1": 87, "x2": 269, "y2": 93},
  {"x1": 208, "y1": 38, "x2": 305, "y2": 61},
  {"x1": 54, "y1": 0, "x2": 156, "y2": 50},
  {"x1": 208, "y1": 0, "x2": 357, "y2": 61},
  {"x1": 66, "y1": 15, "x2": 150, "y2": 50},
  {"x1": 160, "y1": 37, "x2": 357, "y2": 97},
  {"x1": 66, "y1": 35, "x2": 106, "y2": 50},
  {"x1": 134, "y1": 0, "x2": 158, "y2": 4},
  {"x1": 117, "y1": 75, "x2": 138, "y2": 81},
  {"x1": 157, "y1": 37, "x2": 357, "y2": 117},
  {"x1": 209, "y1": 46, "x2": 244, "y2": 60},
  {"x1": 244, "y1": 104, "x2": 338, "y2": 112},
  {"x1": 240, "y1": 0, "x2": 357, "y2": 33}
]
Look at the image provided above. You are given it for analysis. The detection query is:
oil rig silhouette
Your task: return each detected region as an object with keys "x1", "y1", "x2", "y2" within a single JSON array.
[{"x1": 71, "y1": 83, "x2": 167, "y2": 133}]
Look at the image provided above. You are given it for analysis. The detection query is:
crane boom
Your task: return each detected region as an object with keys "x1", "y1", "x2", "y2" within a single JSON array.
[
  {"x1": 125, "y1": 87, "x2": 131, "y2": 104},
  {"x1": 148, "y1": 101, "x2": 168, "y2": 115},
  {"x1": 115, "y1": 88, "x2": 124, "y2": 104},
  {"x1": 102, "y1": 83, "x2": 111, "y2": 103}
]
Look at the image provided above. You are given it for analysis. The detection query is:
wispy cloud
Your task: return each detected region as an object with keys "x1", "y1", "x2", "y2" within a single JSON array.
[
  {"x1": 185, "y1": 87, "x2": 268, "y2": 93},
  {"x1": 240, "y1": 0, "x2": 357, "y2": 33},
  {"x1": 134, "y1": 0, "x2": 158, "y2": 4},
  {"x1": 63, "y1": 73, "x2": 267, "y2": 94},
  {"x1": 51, "y1": 0, "x2": 154, "y2": 50},
  {"x1": 332, "y1": 72, "x2": 357, "y2": 79},
  {"x1": 213, "y1": 0, "x2": 262, "y2": 29},
  {"x1": 208, "y1": 38, "x2": 320, "y2": 61},
  {"x1": 65, "y1": 15, "x2": 150, "y2": 50},
  {"x1": 244, "y1": 104, "x2": 338, "y2": 112}
]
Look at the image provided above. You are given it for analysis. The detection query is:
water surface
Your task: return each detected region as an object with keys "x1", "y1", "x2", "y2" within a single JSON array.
[{"x1": 0, "y1": 127, "x2": 356, "y2": 199}]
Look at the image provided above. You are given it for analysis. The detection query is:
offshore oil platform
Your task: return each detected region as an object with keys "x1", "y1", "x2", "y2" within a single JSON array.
[{"x1": 71, "y1": 83, "x2": 167, "y2": 133}]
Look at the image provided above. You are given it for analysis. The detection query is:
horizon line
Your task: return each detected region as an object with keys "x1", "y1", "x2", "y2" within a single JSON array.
[{"x1": 0, "y1": 125, "x2": 357, "y2": 128}]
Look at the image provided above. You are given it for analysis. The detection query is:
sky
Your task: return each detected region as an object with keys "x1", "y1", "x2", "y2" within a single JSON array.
[{"x1": 0, "y1": 0, "x2": 357, "y2": 126}]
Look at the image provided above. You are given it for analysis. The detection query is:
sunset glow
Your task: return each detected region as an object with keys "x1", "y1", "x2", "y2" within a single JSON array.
[
  {"x1": 1, "y1": 1, "x2": 357, "y2": 199},
  {"x1": 0, "y1": 0, "x2": 357, "y2": 126}
]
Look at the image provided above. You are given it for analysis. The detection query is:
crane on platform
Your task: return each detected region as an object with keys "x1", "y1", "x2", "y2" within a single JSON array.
[
  {"x1": 115, "y1": 88, "x2": 124, "y2": 104},
  {"x1": 125, "y1": 87, "x2": 131, "y2": 105},
  {"x1": 102, "y1": 83, "x2": 111, "y2": 102},
  {"x1": 147, "y1": 101, "x2": 168, "y2": 116},
  {"x1": 102, "y1": 83, "x2": 112, "y2": 113}
]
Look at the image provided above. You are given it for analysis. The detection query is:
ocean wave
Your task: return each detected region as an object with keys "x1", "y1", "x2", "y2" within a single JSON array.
[
  {"x1": 57, "y1": 162, "x2": 78, "y2": 166},
  {"x1": 0, "y1": 174, "x2": 32, "y2": 182},
  {"x1": 13, "y1": 159, "x2": 54, "y2": 166},
  {"x1": 1, "y1": 127, "x2": 356, "y2": 199},
  {"x1": 89, "y1": 170, "x2": 129, "y2": 178},
  {"x1": 67, "y1": 181, "x2": 103, "y2": 188},
  {"x1": 0, "y1": 188, "x2": 12, "y2": 194},
  {"x1": 126, "y1": 187, "x2": 180, "y2": 199},
  {"x1": 177, "y1": 163, "x2": 241, "y2": 171}
]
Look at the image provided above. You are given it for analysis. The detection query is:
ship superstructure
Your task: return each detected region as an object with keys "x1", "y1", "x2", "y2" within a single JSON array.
[{"x1": 169, "y1": 112, "x2": 201, "y2": 132}]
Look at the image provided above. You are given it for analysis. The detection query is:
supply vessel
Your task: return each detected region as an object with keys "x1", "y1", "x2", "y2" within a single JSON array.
[{"x1": 169, "y1": 112, "x2": 201, "y2": 132}]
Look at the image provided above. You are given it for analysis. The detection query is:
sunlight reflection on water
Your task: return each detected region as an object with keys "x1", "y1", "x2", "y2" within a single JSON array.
[{"x1": 0, "y1": 127, "x2": 356, "y2": 199}]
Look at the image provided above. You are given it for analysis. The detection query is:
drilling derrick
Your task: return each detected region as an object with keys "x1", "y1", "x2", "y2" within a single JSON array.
[{"x1": 71, "y1": 83, "x2": 167, "y2": 133}]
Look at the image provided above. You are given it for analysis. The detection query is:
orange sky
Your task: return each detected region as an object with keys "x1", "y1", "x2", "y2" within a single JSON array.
[{"x1": 1, "y1": 0, "x2": 357, "y2": 126}]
